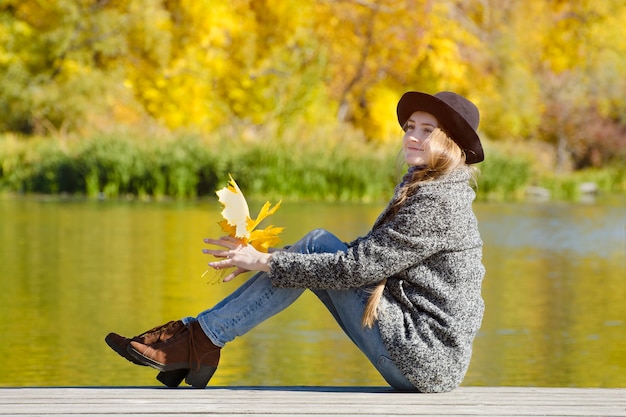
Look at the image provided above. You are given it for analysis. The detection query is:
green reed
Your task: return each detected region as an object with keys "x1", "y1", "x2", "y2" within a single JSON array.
[
  {"x1": 0, "y1": 131, "x2": 623, "y2": 202},
  {"x1": 474, "y1": 149, "x2": 531, "y2": 201},
  {"x1": 536, "y1": 163, "x2": 626, "y2": 200},
  {"x1": 0, "y1": 129, "x2": 397, "y2": 201}
]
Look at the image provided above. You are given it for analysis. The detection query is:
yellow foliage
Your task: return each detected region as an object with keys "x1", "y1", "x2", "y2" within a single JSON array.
[
  {"x1": 360, "y1": 86, "x2": 402, "y2": 143},
  {"x1": 2, "y1": 0, "x2": 625, "y2": 149},
  {"x1": 215, "y1": 175, "x2": 283, "y2": 253}
]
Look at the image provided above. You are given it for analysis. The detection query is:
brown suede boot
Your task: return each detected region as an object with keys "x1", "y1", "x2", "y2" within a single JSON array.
[
  {"x1": 105, "y1": 320, "x2": 186, "y2": 365},
  {"x1": 105, "y1": 320, "x2": 189, "y2": 387},
  {"x1": 128, "y1": 321, "x2": 221, "y2": 389}
]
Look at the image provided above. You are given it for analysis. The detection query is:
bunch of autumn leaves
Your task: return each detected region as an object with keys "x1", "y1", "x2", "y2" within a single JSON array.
[{"x1": 204, "y1": 175, "x2": 283, "y2": 283}]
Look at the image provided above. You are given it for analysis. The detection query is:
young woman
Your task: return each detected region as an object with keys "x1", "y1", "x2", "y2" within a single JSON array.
[{"x1": 105, "y1": 91, "x2": 486, "y2": 393}]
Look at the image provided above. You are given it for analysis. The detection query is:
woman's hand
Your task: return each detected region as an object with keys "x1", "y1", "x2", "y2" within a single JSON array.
[{"x1": 203, "y1": 236, "x2": 272, "y2": 282}]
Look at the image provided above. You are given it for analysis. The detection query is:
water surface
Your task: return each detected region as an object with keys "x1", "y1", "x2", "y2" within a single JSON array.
[{"x1": 0, "y1": 195, "x2": 624, "y2": 387}]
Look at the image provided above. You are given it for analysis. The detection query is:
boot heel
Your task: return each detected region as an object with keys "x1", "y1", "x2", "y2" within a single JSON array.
[
  {"x1": 157, "y1": 369, "x2": 189, "y2": 388},
  {"x1": 185, "y1": 366, "x2": 217, "y2": 389}
]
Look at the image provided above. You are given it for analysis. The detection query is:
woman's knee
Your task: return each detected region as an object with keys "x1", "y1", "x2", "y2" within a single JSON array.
[{"x1": 294, "y1": 228, "x2": 345, "y2": 254}]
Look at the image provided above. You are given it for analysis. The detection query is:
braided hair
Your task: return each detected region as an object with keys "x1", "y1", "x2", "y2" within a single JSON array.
[{"x1": 361, "y1": 128, "x2": 473, "y2": 328}]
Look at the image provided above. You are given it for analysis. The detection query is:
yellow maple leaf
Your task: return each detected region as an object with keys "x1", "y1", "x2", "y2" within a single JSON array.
[
  {"x1": 215, "y1": 175, "x2": 283, "y2": 251},
  {"x1": 246, "y1": 200, "x2": 282, "y2": 233},
  {"x1": 204, "y1": 176, "x2": 283, "y2": 284},
  {"x1": 249, "y1": 225, "x2": 284, "y2": 252},
  {"x1": 215, "y1": 176, "x2": 250, "y2": 239}
]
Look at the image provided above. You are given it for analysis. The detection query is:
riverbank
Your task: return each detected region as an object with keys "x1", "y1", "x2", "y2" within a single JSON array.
[{"x1": 1, "y1": 132, "x2": 624, "y2": 202}]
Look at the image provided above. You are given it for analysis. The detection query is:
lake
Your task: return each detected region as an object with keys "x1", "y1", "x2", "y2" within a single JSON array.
[{"x1": 0, "y1": 194, "x2": 624, "y2": 388}]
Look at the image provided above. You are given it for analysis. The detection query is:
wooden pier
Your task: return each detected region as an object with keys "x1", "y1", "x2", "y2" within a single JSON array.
[{"x1": 0, "y1": 386, "x2": 624, "y2": 416}]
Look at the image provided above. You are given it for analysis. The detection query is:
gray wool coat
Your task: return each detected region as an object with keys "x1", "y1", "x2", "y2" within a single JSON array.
[{"x1": 268, "y1": 167, "x2": 485, "y2": 393}]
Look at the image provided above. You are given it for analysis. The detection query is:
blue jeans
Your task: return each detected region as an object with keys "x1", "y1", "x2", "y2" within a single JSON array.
[{"x1": 185, "y1": 229, "x2": 415, "y2": 391}]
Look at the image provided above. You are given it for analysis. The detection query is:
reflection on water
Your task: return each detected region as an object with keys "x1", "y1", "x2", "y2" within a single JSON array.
[
  {"x1": 0, "y1": 195, "x2": 624, "y2": 387},
  {"x1": 473, "y1": 200, "x2": 625, "y2": 387}
]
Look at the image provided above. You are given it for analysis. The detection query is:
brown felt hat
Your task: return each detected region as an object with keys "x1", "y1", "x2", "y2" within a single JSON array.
[{"x1": 397, "y1": 91, "x2": 484, "y2": 164}]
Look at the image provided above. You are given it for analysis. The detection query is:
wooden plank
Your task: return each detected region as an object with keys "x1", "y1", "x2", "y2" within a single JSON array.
[{"x1": 0, "y1": 387, "x2": 624, "y2": 416}]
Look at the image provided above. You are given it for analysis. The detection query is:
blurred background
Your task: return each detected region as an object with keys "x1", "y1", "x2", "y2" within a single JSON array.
[
  {"x1": 0, "y1": 0, "x2": 624, "y2": 388},
  {"x1": 1, "y1": 0, "x2": 625, "y2": 200}
]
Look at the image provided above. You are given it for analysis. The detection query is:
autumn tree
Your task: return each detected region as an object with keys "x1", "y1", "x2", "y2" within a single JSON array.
[
  {"x1": 535, "y1": 0, "x2": 626, "y2": 168},
  {"x1": 309, "y1": 0, "x2": 493, "y2": 142},
  {"x1": 1, "y1": 0, "x2": 624, "y2": 168},
  {"x1": 0, "y1": 0, "x2": 162, "y2": 134},
  {"x1": 458, "y1": 0, "x2": 626, "y2": 168}
]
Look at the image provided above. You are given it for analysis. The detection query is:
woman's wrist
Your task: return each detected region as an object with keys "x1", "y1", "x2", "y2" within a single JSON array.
[{"x1": 259, "y1": 252, "x2": 272, "y2": 272}]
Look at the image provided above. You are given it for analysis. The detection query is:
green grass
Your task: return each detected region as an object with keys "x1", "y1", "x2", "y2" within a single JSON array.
[
  {"x1": 475, "y1": 149, "x2": 531, "y2": 200},
  {"x1": 536, "y1": 164, "x2": 626, "y2": 200},
  {"x1": 0, "y1": 128, "x2": 398, "y2": 201},
  {"x1": 1, "y1": 130, "x2": 624, "y2": 202}
]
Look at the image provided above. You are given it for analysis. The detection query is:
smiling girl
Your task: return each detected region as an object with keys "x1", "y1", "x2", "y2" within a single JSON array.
[{"x1": 106, "y1": 91, "x2": 486, "y2": 393}]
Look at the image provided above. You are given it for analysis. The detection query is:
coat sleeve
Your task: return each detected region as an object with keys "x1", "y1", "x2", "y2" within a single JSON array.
[{"x1": 268, "y1": 188, "x2": 462, "y2": 290}]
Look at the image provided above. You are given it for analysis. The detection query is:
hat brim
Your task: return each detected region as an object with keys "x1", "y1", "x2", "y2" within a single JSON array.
[{"x1": 397, "y1": 92, "x2": 484, "y2": 164}]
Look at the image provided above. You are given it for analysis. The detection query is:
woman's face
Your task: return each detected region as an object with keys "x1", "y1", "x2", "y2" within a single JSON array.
[{"x1": 402, "y1": 111, "x2": 439, "y2": 167}]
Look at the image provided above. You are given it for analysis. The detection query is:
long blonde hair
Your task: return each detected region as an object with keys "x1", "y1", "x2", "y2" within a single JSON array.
[{"x1": 361, "y1": 128, "x2": 470, "y2": 328}]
